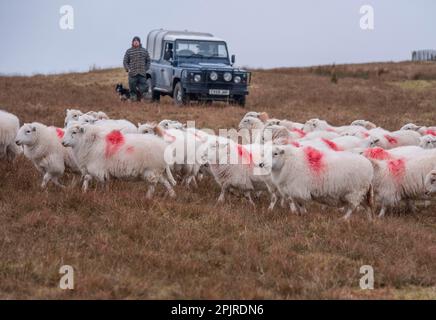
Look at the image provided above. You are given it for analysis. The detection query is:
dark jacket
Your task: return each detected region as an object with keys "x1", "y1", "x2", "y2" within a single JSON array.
[{"x1": 123, "y1": 45, "x2": 150, "y2": 77}]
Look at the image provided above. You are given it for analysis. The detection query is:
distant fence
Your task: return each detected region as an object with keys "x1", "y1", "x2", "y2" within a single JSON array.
[{"x1": 412, "y1": 50, "x2": 436, "y2": 61}]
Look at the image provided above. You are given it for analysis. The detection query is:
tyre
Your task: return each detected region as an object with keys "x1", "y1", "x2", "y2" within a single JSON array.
[{"x1": 173, "y1": 82, "x2": 188, "y2": 106}]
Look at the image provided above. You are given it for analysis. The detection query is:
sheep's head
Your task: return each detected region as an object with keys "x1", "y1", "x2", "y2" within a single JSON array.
[
  {"x1": 96, "y1": 111, "x2": 109, "y2": 120},
  {"x1": 159, "y1": 119, "x2": 183, "y2": 130},
  {"x1": 78, "y1": 114, "x2": 97, "y2": 125},
  {"x1": 368, "y1": 135, "x2": 382, "y2": 148},
  {"x1": 15, "y1": 123, "x2": 38, "y2": 146},
  {"x1": 64, "y1": 109, "x2": 83, "y2": 126},
  {"x1": 303, "y1": 118, "x2": 326, "y2": 132},
  {"x1": 265, "y1": 119, "x2": 281, "y2": 127},
  {"x1": 400, "y1": 123, "x2": 421, "y2": 131},
  {"x1": 351, "y1": 120, "x2": 377, "y2": 130},
  {"x1": 424, "y1": 170, "x2": 436, "y2": 196},
  {"x1": 268, "y1": 146, "x2": 286, "y2": 172},
  {"x1": 419, "y1": 135, "x2": 436, "y2": 149},
  {"x1": 138, "y1": 122, "x2": 157, "y2": 135},
  {"x1": 62, "y1": 124, "x2": 85, "y2": 147},
  {"x1": 238, "y1": 116, "x2": 263, "y2": 131}
]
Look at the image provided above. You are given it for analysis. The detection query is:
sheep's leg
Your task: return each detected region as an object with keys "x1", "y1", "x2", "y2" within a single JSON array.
[
  {"x1": 405, "y1": 200, "x2": 417, "y2": 214},
  {"x1": 289, "y1": 201, "x2": 297, "y2": 213},
  {"x1": 82, "y1": 174, "x2": 92, "y2": 192},
  {"x1": 295, "y1": 202, "x2": 307, "y2": 215},
  {"x1": 41, "y1": 173, "x2": 51, "y2": 188},
  {"x1": 144, "y1": 171, "x2": 158, "y2": 200},
  {"x1": 217, "y1": 186, "x2": 227, "y2": 203},
  {"x1": 159, "y1": 176, "x2": 176, "y2": 198},
  {"x1": 378, "y1": 205, "x2": 386, "y2": 218},
  {"x1": 268, "y1": 193, "x2": 278, "y2": 211},
  {"x1": 244, "y1": 191, "x2": 256, "y2": 208},
  {"x1": 342, "y1": 206, "x2": 354, "y2": 220},
  {"x1": 52, "y1": 176, "x2": 65, "y2": 188},
  {"x1": 280, "y1": 197, "x2": 286, "y2": 208}
]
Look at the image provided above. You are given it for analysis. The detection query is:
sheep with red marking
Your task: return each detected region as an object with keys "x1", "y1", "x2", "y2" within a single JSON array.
[
  {"x1": 0, "y1": 110, "x2": 22, "y2": 161},
  {"x1": 368, "y1": 130, "x2": 421, "y2": 149},
  {"x1": 400, "y1": 123, "x2": 436, "y2": 136},
  {"x1": 62, "y1": 124, "x2": 176, "y2": 197},
  {"x1": 302, "y1": 118, "x2": 369, "y2": 136},
  {"x1": 369, "y1": 151, "x2": 436, "y2": 217},
  {"x1": 301, "y1": 136, "x2": 369, "y2": 151},
  {"x1": 203, "y1": 139, "x2": 279, "y2": 209},
  {"x1": 258, "y1": 145, "x2": 374, "y2": 219},
  {"x1": 76, "y1": 114, "x2": 137, "y2": 134},
  {"x1": 15, "y1": 122, "x2": 79, "y2": 188}
]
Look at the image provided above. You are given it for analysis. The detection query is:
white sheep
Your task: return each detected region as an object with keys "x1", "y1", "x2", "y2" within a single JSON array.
[
  {"x1": 424, "y1": 170, "x2": 436, "y2": 196},
  {"x1": 419, "y1": 135, "x2": 436, "y2": 149},
  {"x1": 400, "y1": 123, "x2": 436, "y2": 136},
  {"x1": 368, "y1": 130, "x2": 421, "y2": 149},
  {"x1": 258, "y1": 145, "x2": 374, "y2": 219},
  {"x1": 76, "y1": 114, "x2": 137, "y2": 134},
  {"x1": 265, "y1": 119, "x2": 304, "y2": 131},
  {"x1": 62, "y1": 124, "x2": 176, "y2": 197},
  {"x1": 370, "y1": 151, "x2": 436, "y2": 217},
  {"x1": 350, "y1": 120, "x2": 377, "y2": 130},
  {"x1": 0, "y1": 110, "x2": 22, "y2": 160},
  {"x1": 64, "y1": 109, "x2": 83, "y2": 126},
  {"x1": 303, "y1": 118, "x2": 369, "y2": 136},
  {"x1": 15, "y1": 123, "x2": 79, "y2": 188},
  {"x1": 204, "y1": 138, "x2": 278, "y2": 208}
]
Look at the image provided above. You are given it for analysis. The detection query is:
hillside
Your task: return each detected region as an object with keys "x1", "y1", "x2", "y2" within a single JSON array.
[{"x1": 0, "y1": 61, "x2": 435, "y2": 299}]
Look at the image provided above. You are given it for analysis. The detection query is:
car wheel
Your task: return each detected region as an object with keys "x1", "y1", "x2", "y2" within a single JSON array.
[{"x1": 173, "y1": 82, "x2": 188, "y2": 106}]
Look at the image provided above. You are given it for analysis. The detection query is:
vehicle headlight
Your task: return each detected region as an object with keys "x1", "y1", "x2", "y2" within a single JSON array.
[
  {"x1": 210, "y1": 71, "x2": 218, "y2": 81},
  {"x1": 234, "y1": 76, "x2": 241, "y2": 84},
  {"x1": 194, "y1": 74, "x2": 202, "y2": 82},
  {"x1": 223, "y1": 72, "x2": 232, "y2": 82}
]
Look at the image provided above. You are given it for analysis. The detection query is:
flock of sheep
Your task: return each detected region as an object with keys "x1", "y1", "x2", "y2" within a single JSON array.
[{"x1": 1, "y1": 108, "x2": 436, "y2": 219}]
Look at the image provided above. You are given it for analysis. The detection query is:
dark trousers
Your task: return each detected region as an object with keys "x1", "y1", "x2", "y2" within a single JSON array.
[{"x1": 128, "y1": 74, "x2": 147, "y2": 100}]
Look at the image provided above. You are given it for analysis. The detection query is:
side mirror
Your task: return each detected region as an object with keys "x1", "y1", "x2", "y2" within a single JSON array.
[{"x1": 231, "y1": 54, "x2": 236, "y2": 64}]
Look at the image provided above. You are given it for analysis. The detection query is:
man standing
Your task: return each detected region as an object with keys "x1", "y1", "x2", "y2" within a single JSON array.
[{"x1": 123, "y1": 36, "x2": 150, "y2": 102}]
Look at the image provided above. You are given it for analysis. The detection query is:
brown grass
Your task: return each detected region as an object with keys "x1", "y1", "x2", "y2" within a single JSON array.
[{"x1": 0, "y1": 61, "x2": 435, "y2": 299}]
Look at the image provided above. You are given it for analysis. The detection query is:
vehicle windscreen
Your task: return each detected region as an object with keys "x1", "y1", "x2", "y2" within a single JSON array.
[{"x1": 175, "y1": 40, "x2": 228, "y2": 59}]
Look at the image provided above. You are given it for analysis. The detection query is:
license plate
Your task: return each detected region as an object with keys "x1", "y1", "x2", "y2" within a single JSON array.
[{"x1": 209, "y1": 89, "x2": 230, "y2": 95}]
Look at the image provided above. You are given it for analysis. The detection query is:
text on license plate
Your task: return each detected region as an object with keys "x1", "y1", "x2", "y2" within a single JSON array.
[{"x1": 209, "y1": 89, "x2": 230, "y2": 95}]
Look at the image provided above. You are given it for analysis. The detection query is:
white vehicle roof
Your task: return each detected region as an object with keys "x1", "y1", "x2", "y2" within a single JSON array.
[{"x1": 146, "y1": 29, "x2": 225, "y2": 60}]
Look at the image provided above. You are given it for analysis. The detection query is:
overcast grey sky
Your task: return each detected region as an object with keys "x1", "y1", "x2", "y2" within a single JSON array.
[{"x1": 0, "y1": 0, "x2": 434, "y2": 74}]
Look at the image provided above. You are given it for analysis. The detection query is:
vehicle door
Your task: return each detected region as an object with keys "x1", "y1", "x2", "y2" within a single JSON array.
[{"x1": 156, "y1": 41, "x2": 174, "y2": 91}]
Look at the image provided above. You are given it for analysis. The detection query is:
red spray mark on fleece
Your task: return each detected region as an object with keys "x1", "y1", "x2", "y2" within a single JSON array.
[
  {"x1": 425, "y1": 129, "x2": 436, "y2": 136},
  {"x1": 105, "y1": 130, "x2": 125, "y2": 157},
  {"x1": 384, "y1": 134, "x2": 398, "y2": 145},
  {"x1": 304, "y1": 147, "x2": 325, "y2": 174},
  {"x1": 290, "y1": 128, "x2": 306, "y2": 138},
  {"x1": 321, "y1": 138, "x2": 343, "y2": 151},
  {"x1": 362, "y1": 132, "x2": 370, "y2": 138},
  {"x1": 55, "y1": 128, "x2": 64, "y2": 139},
  {"x1": 326, "y1": 128, "x2": 337, "y2": 133},
  {"x1": 236, "y1": 144, "x2": 253, "y2": 165},
  {"x1": 363, "y1": 147, "x2": 392, "y2": 160},
  {"x1": 290, "y1": 141, "x2": 301, "y2": 147},
  {"x1": 388, "y1": 158, "x2": 406, "y2": 181},
  {"x1": 126, "y1": 146, "x2": 135, "y2": 154}
]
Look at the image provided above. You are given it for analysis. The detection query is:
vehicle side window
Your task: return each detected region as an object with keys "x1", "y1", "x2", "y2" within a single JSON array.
[{"x1": 163, "y1": 42, "x2": 174, "y2": 62}]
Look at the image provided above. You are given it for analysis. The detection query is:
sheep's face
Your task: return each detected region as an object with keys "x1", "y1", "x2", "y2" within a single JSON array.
[
  {"x1": 265, "y1": 119, "x2": 281, "y2": 127},
  {"x1": 400, "y1": 123, "x2": 420, "y2": 131},
  {"x1": 64, "y1": 109, "x2": 83, "y2": 126},
  {"x1": 62, "y1": 125, "x2": 84, "y2": 147},
  {"x1": 138, "y1": 123, "x2": 156, "y2": 135},
  {"x1": 424, "y1": 171, "x2": 436, "y2": 196},
  {"x1": 238, "y1": 117, "x2": 261, "y2": 130},
  {"x1": 419, "y1": 135, "x2": 436, "y2": 149},
  {"x1": 15, "y1": 124, "x2": 37, "y2": 146},
  {"x1": 269, "y1": 146, "x2": 286, "y2": 172},
  {"x1": 78, "y1": 114, "x2": 97, "y2": 125},
  {"x1": 242, "y1": 111, "x2": 260, "y2": 119},
  {"x1": 96, "y1": 111, "x2": 109, "y2": 120},
  {"x1": 159, "y1": 120, "x2": 183, "y2": 130},
  {"x1": 369, "y1": 136, "x2": 382, "y2": 148},
  {"x1": 303, "y1": 119, "x2": 323, "y2": 133}
]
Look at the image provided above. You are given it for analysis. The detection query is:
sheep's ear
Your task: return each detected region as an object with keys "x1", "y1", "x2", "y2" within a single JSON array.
[
  {"x1": 32, "y1": 126, "x2": 36, "y2": 132},
  {"x1": 137, "y1": 122, "x2": 142, "y2": 127},
  {"x1": 258, "y1": 112, "x2": 269, "y2": 122}
]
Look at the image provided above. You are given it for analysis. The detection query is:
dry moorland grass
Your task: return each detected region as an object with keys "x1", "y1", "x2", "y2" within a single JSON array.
[{"x1": 0, "y1": 61, "x2": 435, "y2": 299}]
